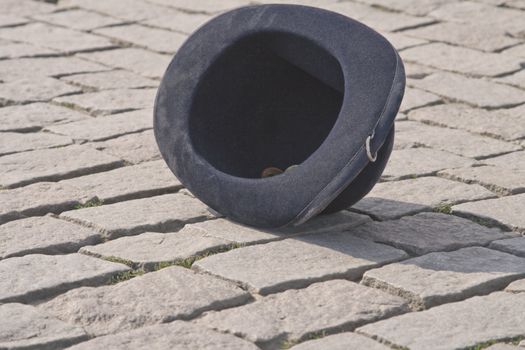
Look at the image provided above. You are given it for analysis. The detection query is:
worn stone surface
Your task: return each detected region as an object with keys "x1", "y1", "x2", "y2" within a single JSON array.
[
  {"x1": 357, "y1": 292, "x2": 525, "y2": 350},
  {"x1": 92, "y1": 129, "x2": 161, "y2": 163},
  {"x1": 382, "y1": 148, "x2": 475, "y2": 181},
  {"x1": 142, "y1": 12, "x2": 211, "y2": 34},
  {"x1": 290, "y1": 332, "x2": 390, "y2": 350},
  {"x1": 197, "y1": 280, "x2": 408, "y2": 349},
  {"x1": 0, "y1": 253, "x2": 129, "y2": 303},
  {"x1": 54, "y1": 88, "x2": 156, "y2": 116},
  {"x1": 78, "y1": 47, "x2": 171, "y2": 79},
  {"x1": 0, "y1": 14, "x2": 28, "y2": 27},
  {"x1": 453, "y1": 194, "x2": 525, "y2": 232},
  {"x1": 60, "y1": 192, "x2": 214, "y2": 239},
  {"x1": 45, "y1": 109, "x2": 152, "y2": 141},
  {"x1": 60, "y1": 160, "x2": 182, "y2": 203},
  {"x1": 0, "y1": 56, "x2": 108, "y2": 82},
  {"x1": 62, "y1": 0, "x2": 179, "y2": 21},
  {"x1": 0, "y1": 182, "x2": 88, "y2": 225},
  {"x1": 496, "y1": 69, "x2": 525, "y2": 90},
  {"x1": 0, "y1": 77, "x2": 81, "y2": 104},
  {"x1": 504, "y1": 43, "x2": 525, "y2": 58},
  {"x1": 506, "y1": 278, "x2": 525, "y2": 293},
  {"x1": 61, "y1": 69, "x2": 158, "y2": 90},
  {"x1": 0, "y1": 215, "x2": 101, "y2": 259},
  {"x1": 0, "y1": 22, "x2": 115, "y2": 53},
  {"x1": 440, "y1": 165, "x2": 525, "y2": 195},
  {"x1": 351, "y1": 197, "x2": 430, "y2": 221},
  {"x1": 67, "y1": 321, "x2": 259, "y2": 350},
  {"x1": 351, "y1": 0, "x2": 451, "y2": 16},
  {"x1": 404, "y1": 22, "x2": 521, "y2": 52},
  {"x1": 399, "y1": 87, "x2": 441, "y2": 112},
  {"x1": 33, "y1": 8, "x2": 123, "y2": 30},
  {"x1": 410, "y1": 72, "x2": 525, "y2": 108},
  {"x1": 351, "y1": 212, "x2": 511, "y2": 256},
  {"x1": 0, "y1": 132, "x2": 72, "y2": 156},
  {"x1": 362, "y1": 247, "x2": 525, "y2": 309},
  {"x1": 395, "y1": 121, "x2": 521, "y2": 159},
  {"x1": 490, "y1": 237, "x2": 525, "y2": 258},
  {"x1": 41, "y1": 266, "x2": 251, "y2": 336},
  {"x1": 408, "y1": 103, "x2": 525, "y2": 141},
  {"x1": 194, "y1": 232, "x2": 407, "y2": 295},
  {"x1": 0, "y1": 303, "x2": 87, "y2": 350},
  {"x1": 94, "y1": 24, "x2": 187, "y2": 54},
  {"x1": 484, "y1": 150, "x2": 525, "y2": 170},
  {"x1": 382, "y1": 32, "x2": 427, "y2": 51},
  {"x1": 147, "y1": 0, "x2": 254, "y2": 13},
  {"x1": 0, "y1": 145, "x2": 123, "y2": 188},
  {"x1": 0, "y1": 42, "x2": 57, "y2": 59},
  {"x1": 0, "y1": 102, "x2": 89, "y2": 132}
]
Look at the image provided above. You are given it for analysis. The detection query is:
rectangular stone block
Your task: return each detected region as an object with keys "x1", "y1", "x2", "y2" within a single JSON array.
[
  {"x1": 0, "y1": 145, "x2": 124, "y2": 188},
  {"x1": 0, "y1": 253, "x2": 130, "y2": 303},
  {"x1": 92, "y1": 129, "x2": 161, "y2": 164},
  {"x1": 0, "y1": 303, "x2": 87, "y2": 350},
  {"x1": 484, "y1": 150, "x2": 525, "y2": 170},
  {"x1": 141, "y1": 12, "x2": 210, "y2": 34},
  {"x1": 351, "y1": 212, "x2": 512, "y2": 255},
  {"x1": 32, "y1": 8, "x2": 123, "y2": 30},
  {"x1": 0, "y1": 132, "x2": 72, "y2": 156},
  {"x1": 0, "y1": 77, "x2": 81, "y2": 104},
  {"x1": 357, "y1": 292, "x2": 525, "y2": 350},
  {"x1": 193, "y1": 232, "x2": 407, "y2": 295},
  {"x1": 290, "y1": 332, "x2": 390, "y2": 350},
  {"x1": 0, "y1": 42, "x2": 57, "y2": 60},
  {"x1": 496, "y1": 69, "x2": 525, "y2": 90},
  {"x1": 61, "y1": 70, "x2": 158, "y2": 91},
  {"x1": 197, "y1": 280, "x2": 409, "y2": 349},
  {"x1": 60, "y1": 192, "x2": 215, "y2": 239},
  {"x1": 41, "y1": 266, "x2": 251, "y2": 336},
  {"x1": 362, "y1": 247, "x2": 525, "y2": 309},
  {"x1": 399, "y1": 87, "x2": 441, "y2": 112},
  {"x1": 0, "y1": 215, "x2": 101, "y2": 259}
]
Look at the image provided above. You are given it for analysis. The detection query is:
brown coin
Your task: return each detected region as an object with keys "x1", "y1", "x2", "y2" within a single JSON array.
[{"x1": 261, "y1": 167, "x2": 283, "y2": 178}]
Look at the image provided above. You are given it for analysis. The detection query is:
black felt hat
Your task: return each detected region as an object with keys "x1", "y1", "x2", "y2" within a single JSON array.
[{"x1": 154, "y1": 4, "x2": 405, "y2": 228}]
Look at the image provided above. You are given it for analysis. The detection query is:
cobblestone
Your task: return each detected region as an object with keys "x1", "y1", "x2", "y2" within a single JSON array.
[
  {"x1": 0, "y1": 77, "x2": 81, "y2": 104},
  {"x1": 41, "y1": 266, "x2": 251, "y2": 336},
  {"x1": 357, "y1": 292, "x2": 525, "y2": 350},
  {"x1": 362, "y1": 247, "x2": 525, "y2": 309},
  {"x1": 0, "y1": 42, "x2": 57, "y2": 59},
  {"x1": 0, "y1": 253, "x2": 129, "y2": 303},
  {"x1": 0, "y1": 145, "x2": 123, "y2": 188},
  {"x1": 60, "y1": 192, "x2": 215, "y2": 239},
  {"x1": 289, "y1": 332, "x2": 390, "y2": 350},
  {"x1": 0, "y1": 215, "x2": 101, "y2": 259},
  {"x1": 33, "y1": 8, "x2": 123, "y2": 31},
  {"x1": 61, "y1": 70, "x2": 158, "y2": 90},
  {"x1": 399, "y1": 87, "x2": 441, "y2": 112},
  {"x1": 142, "y1": 12, "x2": 211, "y2": 34},
  {"x1": 490, "y1": 237, "x2": 525, "y2": 258},
  {"x1": 0, "y1": 132, "x2": 72, "y2": 156},
  {"x1": 506, "y1": 279, "x2": 525, "y2": 293},
  {"x1": 0, "y1": 303, "x2": 88, "y2": 350},
  {"x1": 484, "y1": 150, "x2": 525, "y2": 170},
  {"x1": 496, "y1": 70, "x2": 525, "y2": 90},
  {"x1": 92, "y1": 129, "x2": 162, "y2": 163},
  {"x1": 197, "y1": 280, "x2": 408, "y2": 349}
]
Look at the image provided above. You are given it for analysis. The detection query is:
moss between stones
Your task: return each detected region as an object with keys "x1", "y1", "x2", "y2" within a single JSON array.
[
  {"x1": 464, "y1": 335, "x2": 525, "y2": 350},
  {"x1": 74, "y1": 198, "x2": 104, "y2": 209}
]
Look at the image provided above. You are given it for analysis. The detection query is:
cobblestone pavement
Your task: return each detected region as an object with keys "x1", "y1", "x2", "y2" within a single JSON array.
[{"x1": 1, "y1": 0, "x2": 525, "y2": 349}]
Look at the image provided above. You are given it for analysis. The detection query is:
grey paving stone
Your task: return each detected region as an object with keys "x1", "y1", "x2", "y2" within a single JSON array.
[
  {"x1": 61, "y1": 70, "x2": 158, "y2": 90},
  {"x1": 0, "y1": 14, "x2": 28, "y2": 27},
  {"x1": 0, "y1": 103, "x2": 89, "y2": 133},
  {"x1": 147, "y1": 0, "x2": 254, "y2": 13},
  {"x1": 45, "y1": 109, "x2": 152, "y2": 142},
  {"x1": 357, "y1": 292, "x2": 525, "y2": 350},
  {"x1": 94, "y1": 24, "x2": 187, "y2": 54},
  {"x1": 453, "y1": 194, "x2": 525, "y2": 232},
  {"x1": 92, "y1": 129, "x2": 161, "y2": 164},
  {"x1": 33, "y1": 8, "x2": 123, "y2": 30},
  {"x1": 0, "y1": 77, "x2": 81, "y2": 104},
  {"x1": 197, "y1": 280, "x2": 408, "y2": 349},
  {"x1": 382, "y1": 148, "x2": 475, "y2": 181},
  {"x1": 0, "y1": 182, "x2": 89, "y2": 225},
  {"x1": 362, "y1": 247, "x2": 525, "y2": 310},
  {"x1": 0, "y1": 22, "x2": 115, "y2": 54},
  {"x1": 1, "y1": 0, "x2": 55, "y2": 16},
  {"x1": 490, "y1": 237, "x2": 525, "y2": 258},
  {"x1": 402, "y1": 43, "x2": 523, "y2": 77},
  {"x1": 506, "y1": 278, "x2": 525, "y2": 293},
  {"x1": 351, "y1": 0, "x2": 452, "y2": 16},
  {"x1": 0, "y1": 303, "x2": 88, "y2": 350},
  {"x1": 0, "y1": 56, "x2": 109, "y2": 82},
  {"x1": 351, "y1": 212, "x2": 511, "y2": 256},
  {"x1": 440, "y1": 165, "x2": 525, "y2": 195},
  {"x1": 79, "y1": 211, "x2": 369, "y2": 270},
  {"x1": 504, "y1": 43, "x2": 525, "y2": 58},
  {"x1": 486, "y1": 344, "x2": 523, "y2": 350},
  {"x1": 408, "y1": 103, "x2": 525, "y2": 141},
  {"x1": 54, "y1": 88, "x2": 156, "y2": 116},
  {"x1": 382, "y1": 32, "x2": 427, "y2": 51},
  {"x1": 404, "y1": 62, "x2": 437, "y2": 79},
  {"x1": 290, "y1": 332, "x2": 390, "y2": 350},
  {"x1": 399, "y1": 87, "x2": 441, "y2": 112},
  {"x1": 0, "y1": 42, "x2": 57, "y2": 59},
  {"x1": 142, "y1": 12, "x2": 211, "y2": 34},
  {"x1": 77, "y1": 48, "x2": 171, "y2": 79},
  {"x1": 0, "y1": 253, "x2": 130, "y2": 303},
  {"x1": 41, "y1": 266, "x2": 251, "y2": 336},
  {"x1": 0, "y1": 132, "x2": 72, "y2": 156},
  {"x1": 404, "y1": 22, "x2": 522, "y2": 52},
  {"x1": 410, "y1": 72, "x2": 525, "y2": 108},
  {"x1": 496, "y1": 69, "x2": 525, "y2": 90},
  {"x1": 67, "y1": 321, "x2": 259, "y2": 350},
  {"x1": 0, "y1": 215, "x2": 101, "y2": 260},
  {"x1": 60, "y1": 192, "x2": 214, "y2": 239},
  {"x1": 484, "y1": 151, "x2": 525, "y2": 170},
  {"x1": 62, "y1": 0, "x2": 176, "y2": 21},
  {"x1": 194, "y1": 232, "x2": 407, "y2": 295},
  {"x1": 395, "y1": 121, "x2": 520, "y2": 159},
  {"x1": 0, "y1": 145, "x2": 123, "y2": 188},
  {"x1": 60, "y1": 160, "x2": 182, "y2": 204},
  {"x1": 353, "y1": 177, "x2": 495, "y2": 220}
]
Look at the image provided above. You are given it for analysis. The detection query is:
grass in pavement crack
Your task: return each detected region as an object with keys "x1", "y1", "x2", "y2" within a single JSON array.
[{"x1": 74, "y1": 198, "x2": 104, "y2": 209}]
